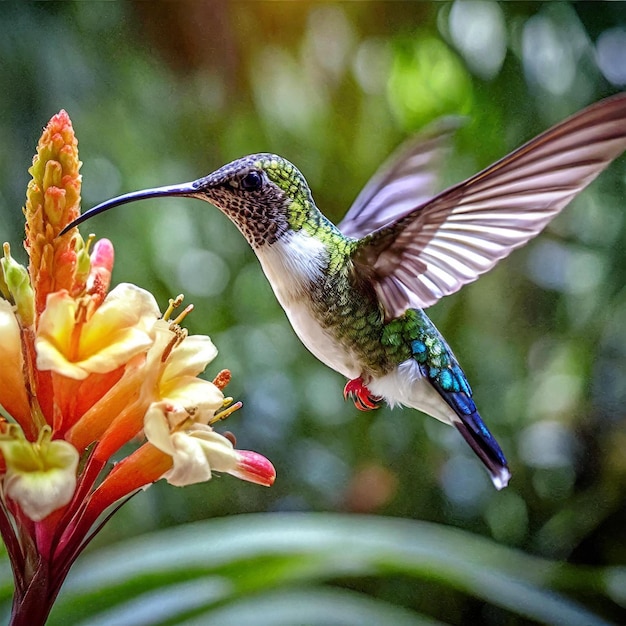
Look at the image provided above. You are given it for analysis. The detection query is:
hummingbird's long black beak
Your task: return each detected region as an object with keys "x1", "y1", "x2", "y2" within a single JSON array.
[{"x1": 59, "y1": 181, "x2": 202, "y2": 235}]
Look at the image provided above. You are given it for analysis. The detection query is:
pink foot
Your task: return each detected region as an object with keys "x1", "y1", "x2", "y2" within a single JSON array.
[{"x1": 344, "y1": 377, "x2": 382, "y2": 411}]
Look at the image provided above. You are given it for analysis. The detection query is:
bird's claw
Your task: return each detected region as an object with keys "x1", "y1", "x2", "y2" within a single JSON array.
[{"x1": 344, "y1": 377, "x2": 382, "y2": 411}]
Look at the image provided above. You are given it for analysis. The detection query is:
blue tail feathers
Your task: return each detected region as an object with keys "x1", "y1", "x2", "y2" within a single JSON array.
[
  {"x1": 451, "y1": 410, "x2": 511, "y2": 490},
  {"x1": 406, "y1": 311, "x2": 510, "y2": 489},
  {"x1": 425, "y1": 359, "x2": 510, "y2": 490}
]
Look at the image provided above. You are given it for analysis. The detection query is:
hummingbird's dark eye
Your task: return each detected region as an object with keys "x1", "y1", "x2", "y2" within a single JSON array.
[{"x1": 240, "y1": 170, "x2": 263, "y2": 191}]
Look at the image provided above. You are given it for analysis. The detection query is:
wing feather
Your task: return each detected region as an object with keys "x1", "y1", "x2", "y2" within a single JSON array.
[
  {"x1": 338, "y1": 118, "x2": 461, "y2": 238},
  {"x1": 354, "y1": 94, "x2": 626, "y2": 318}
]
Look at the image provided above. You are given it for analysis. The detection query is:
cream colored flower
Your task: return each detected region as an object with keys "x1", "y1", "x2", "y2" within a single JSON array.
[
  {"x1": 0, "y1": 426, "x2": 79, "y2": 522},
  {"x1": 144, "y1": 401, "x2": 275, "y2": 487},
  {"x1": 36, "y1": 283, "x2": 160, "y2": 380},
  {"x1": 0, "y1": 109, "x2": 275, "y2": 626},
  {"x1": 144, "y1": 402, "x2": 239, "y2": 485}
]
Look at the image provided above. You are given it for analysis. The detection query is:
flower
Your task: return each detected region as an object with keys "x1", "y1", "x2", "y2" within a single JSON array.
[
  {"x1": 0, "y1": 298, "x2": 30, "y2": 424},
  {"x1": 0, "y1": 111, "x2": 275, "y2": 626},
  {"x1": 144, "y1": 401, "x2": 275, "y2": 487},
  {"x1": 0, "y1": 426, "x2": 79, "y2": 522},
  {"x1": 35, "y1": 282, "x2": 159, "y2": 380}
]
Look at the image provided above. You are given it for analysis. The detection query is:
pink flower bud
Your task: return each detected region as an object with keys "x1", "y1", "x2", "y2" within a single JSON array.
[
  {"x1": 232, "y1": 450, "x2": 276, "y2": 487},
  {"x1": 87, "y1": 238, "x2": 115, "y2": 305}
]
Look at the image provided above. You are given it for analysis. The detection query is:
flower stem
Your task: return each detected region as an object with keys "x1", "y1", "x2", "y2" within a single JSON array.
[{"x1": 10, "y1": 556, "x2": 59, "y2": 626}]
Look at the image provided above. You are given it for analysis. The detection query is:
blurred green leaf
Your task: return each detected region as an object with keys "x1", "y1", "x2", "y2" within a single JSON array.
[{"x1": 42, "y1": 513, "x2": 620, "y2": 626}]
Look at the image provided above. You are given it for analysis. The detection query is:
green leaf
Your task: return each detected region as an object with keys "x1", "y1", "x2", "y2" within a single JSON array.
[
  {"x1": 44, "y1": 513, "x2": 618, "y2": 625},
  {"x1": 76, "y1": 587, "x2": 443, "y2": 626}
]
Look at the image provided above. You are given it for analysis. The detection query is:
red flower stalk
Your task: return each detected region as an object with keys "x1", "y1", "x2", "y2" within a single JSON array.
[{"x1": 0, "y1": 111, "x2": 275, "y2": 626}]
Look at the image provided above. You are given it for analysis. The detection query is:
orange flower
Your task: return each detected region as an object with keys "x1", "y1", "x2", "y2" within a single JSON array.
[{"x1": 0, "y1": 111, "x2": 275, "y2": 626}]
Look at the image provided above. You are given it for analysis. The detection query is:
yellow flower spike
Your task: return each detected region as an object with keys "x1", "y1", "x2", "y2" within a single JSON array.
[
  {"x1": 42, "y1": 161, "x2": 64, "y2": 206},
  {"x1": 0, "y1": 425, "x2": 79, "y2": 522},
  {"x1": 24, "y1": 110, "x2": 85, "y2": 317}
]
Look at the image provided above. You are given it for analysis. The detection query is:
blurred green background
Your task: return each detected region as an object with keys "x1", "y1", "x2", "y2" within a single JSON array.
[{"x1": 1, "y1": 2, "x2": 626, "y2": 624}]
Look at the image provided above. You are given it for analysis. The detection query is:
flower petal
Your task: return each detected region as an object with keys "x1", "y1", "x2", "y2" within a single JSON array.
[
  {"x1": 0, "y1": 428, "x2": 79, "y2": 522},
  {"x1": 36, "y1": 283, "x2": 160, "y2": 380},
  {"x1": 86, "y1": 238, "x2": 115, "y2": 306},
  {"x1": 74, "y1": 327, "x2": 154, "y2": 376},
  {"x1": 36, "y1": 338, "x2": 90, "y2": 380},
  {"x1": 161, "y1": 334, "x2": 218, "y2": 383},
  {"x1": 159, "y1": 377, "x2": 224, "y2": 423},
  {"x1": 81, "y1": 283, "x2": 160, "y2": 346},
  {"x1": 230, "y1": 450, "x2": 276, "y2": 487},
  {"x1": 163, "y1": 427, "x2": 239, "y2": 487},
  {"x1": 143, "y1": 402, "x2": 178, "y2": 456},
  {"x1": 0, "y1": 300, "x2": 31, "y2": 422}
]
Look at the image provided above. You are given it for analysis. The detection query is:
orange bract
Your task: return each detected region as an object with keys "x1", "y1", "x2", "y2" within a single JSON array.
[{"x1": 24, "y1": 110, "x2": 84, "y2": 315}]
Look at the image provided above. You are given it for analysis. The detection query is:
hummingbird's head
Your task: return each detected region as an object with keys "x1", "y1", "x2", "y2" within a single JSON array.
[
  {"x1": 192, "y1": 154, "x2": 315, "y2": 247},
  {"x1": 61, "y1": 153, "x2": 316, "y2": 249}
]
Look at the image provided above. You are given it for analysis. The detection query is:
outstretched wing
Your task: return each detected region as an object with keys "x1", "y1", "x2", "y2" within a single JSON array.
[
  {"x1": 353, "y1": 93, "x2": 626, "y2": 319},
  {"x1": 338, "y1": 119, "x2": 461, "y2": 238}
]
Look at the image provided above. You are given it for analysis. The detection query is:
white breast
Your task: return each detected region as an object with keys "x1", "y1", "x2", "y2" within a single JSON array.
[
  {"x1": 256, "y1": 232, "x2": 457, "y2": 424},
  {"x1": 255, "y1": 231, "x2": 362, "y2": 379}
]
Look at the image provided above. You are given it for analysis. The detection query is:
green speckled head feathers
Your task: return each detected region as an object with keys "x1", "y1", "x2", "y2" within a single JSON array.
[{"x1": 192, "y1": 153, "x2": 343, "y2": 248}]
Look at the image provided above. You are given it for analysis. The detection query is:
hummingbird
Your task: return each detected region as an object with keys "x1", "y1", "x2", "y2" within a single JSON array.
[{"x1": 63, "y1": 94, "x2": 626, "y2": 490}]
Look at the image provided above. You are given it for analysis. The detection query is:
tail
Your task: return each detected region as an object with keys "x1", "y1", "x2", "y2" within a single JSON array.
[
  {"x1": 434, "y1": 371, "x2": 510, "y2": 490},
  {"x1": 404, "y1": 312, "x2": 510, "y2": 489},
  {"x1": 451, "y1": 410, "x2": 511, "y2": 490},
  {"x1": 393, "y1": 308, "x2": 511, "y2": 488}
]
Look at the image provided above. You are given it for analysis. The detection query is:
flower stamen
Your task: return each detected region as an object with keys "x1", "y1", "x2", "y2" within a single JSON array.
[
  {"x1": 163, "y1": 294, "x2": 184, "y2": 321},
  {"x1": 210, "y1": 400, "x2": 242, "y2": 425},
  {"x1": 83, "y1": 234, "x2": 95, "y2": 255},
  {"x1": 212, "y1": 369, "x2": 231, "y2": 390},
  {"x1": 68, "y1": 301, "x2": 89, "y2": 362},
  {"x1": 172, "y1": 304, "x2": 194, "y2": 326},
  {"x1": 161, "y1": 328, "x2": 184, "y2": 363}
]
